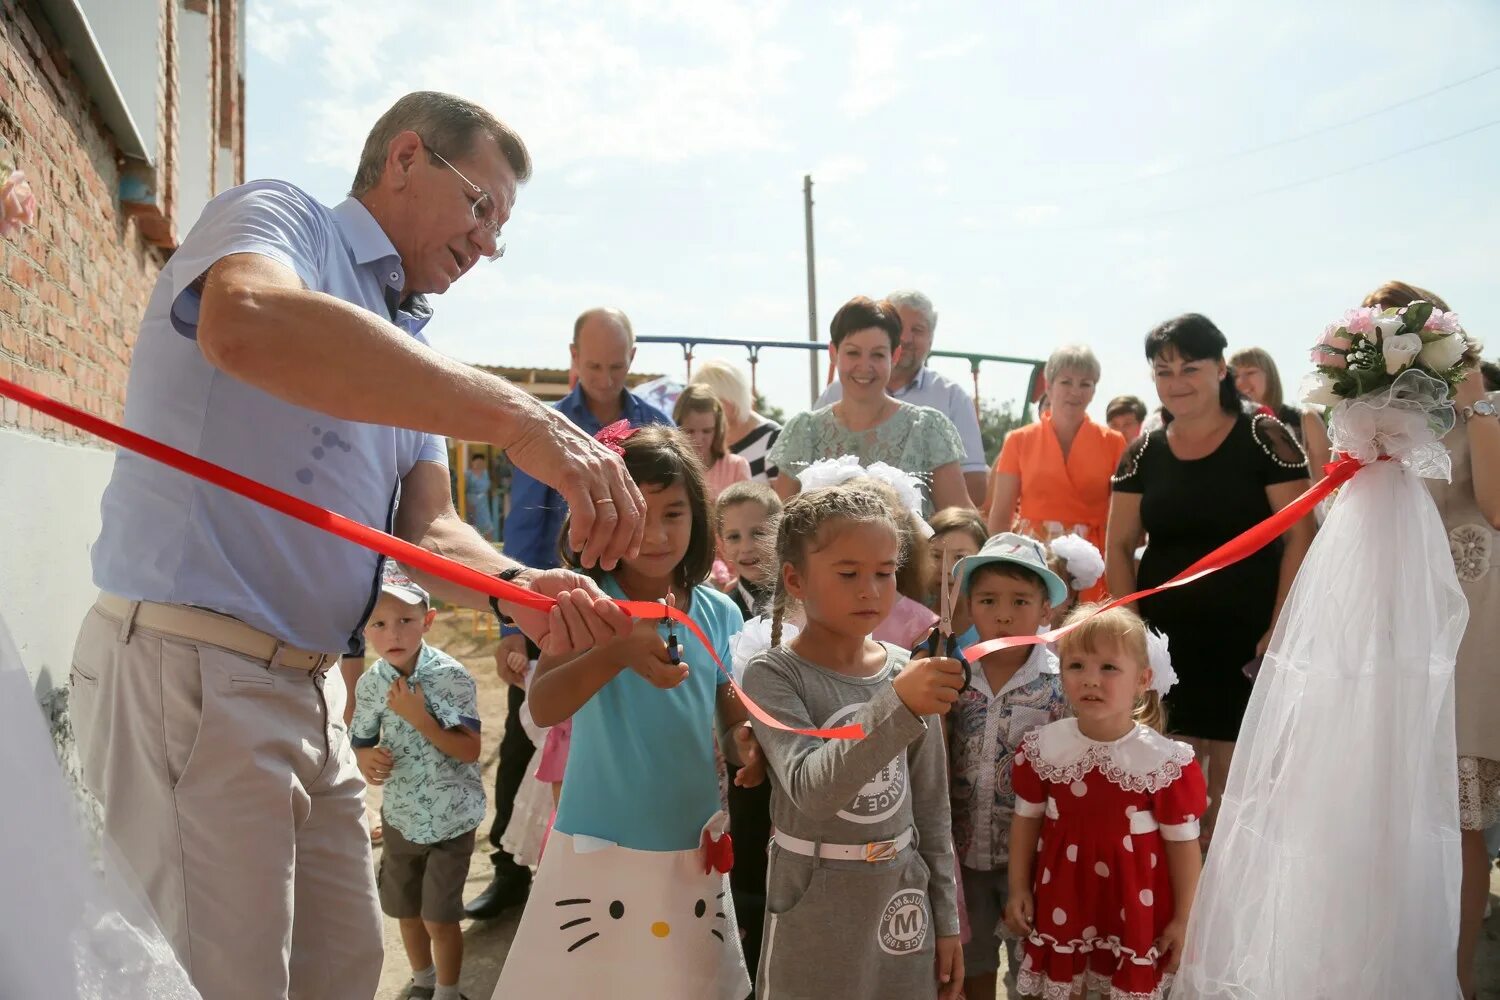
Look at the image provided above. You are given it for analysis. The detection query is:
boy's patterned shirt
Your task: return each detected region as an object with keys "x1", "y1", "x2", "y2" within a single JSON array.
[
  {"x1": 948, "y1": 644, "x2": 1069, "y2": 871},
  {"x1": 351, "y1": 643, "x2": 485, "y2": 844}
]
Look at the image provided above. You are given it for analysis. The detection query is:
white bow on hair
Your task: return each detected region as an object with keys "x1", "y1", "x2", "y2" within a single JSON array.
[
  {"x1": 1143, "y1": 626, "x2": 1176, "y2": 696},
  {"x1": 1048, "y1": 533, "x2": 1105, "y2": 590},
  {"x1": 794, "y1": 455, "x2": 932, "y2": 536},
  {"x1": 729, "y1": 615, "x2": 800, "y2": 685}
]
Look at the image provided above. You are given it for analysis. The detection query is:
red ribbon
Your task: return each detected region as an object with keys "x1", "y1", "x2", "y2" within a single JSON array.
[
  {"x1": 961, "y1": 454, "x2": 1373, "y2": 662},
  {"x1": 0, "y1": 376, "x2": 863, "y2": 741}
]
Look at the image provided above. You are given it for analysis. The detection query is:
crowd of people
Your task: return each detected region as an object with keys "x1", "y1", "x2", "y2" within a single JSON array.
[{"x1": 49, "y1": 88, "x2": 1500, "y2": 1000}]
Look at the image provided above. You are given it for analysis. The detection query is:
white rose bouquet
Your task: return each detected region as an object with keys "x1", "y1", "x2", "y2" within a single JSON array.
[{"x1": 1302, "y1": 300, "x2": 1469, "y2": 407}]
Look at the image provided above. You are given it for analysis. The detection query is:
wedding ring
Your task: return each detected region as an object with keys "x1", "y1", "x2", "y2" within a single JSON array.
[{"x1": 593, "y1": 498, "x2": 615, "y2": 505}]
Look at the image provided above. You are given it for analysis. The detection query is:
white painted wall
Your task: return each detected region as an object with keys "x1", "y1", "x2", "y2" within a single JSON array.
[
  {"x1": 176, "y1": 4, "x2": 213, "y2": 233},
  {"x1": 0, "y1": 428, "x2": 113, "y2": 693},
  {"x1": 76, "y1": 0, "x2": 162, "y2": 162}
]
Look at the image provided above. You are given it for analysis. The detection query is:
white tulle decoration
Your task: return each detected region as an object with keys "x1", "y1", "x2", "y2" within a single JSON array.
[
  {"x1": 1170, "y1": 371, "x2": 1466, "y2": 1000},
  {"x1": 1, "y1": 613, "x2": 202, "y2": 999},
  {"x1": 1143, "y1": 627, "x2": 1177, "y2": 696},
  {"x1": 793, "y1": 456, "x2": 933, "y2": 537},
  {"x1": 1048, "y1": 533, "x2": 1105, "y2": 590},
  {"x1": 729, "y1": 615, "x2": 799, "y2": 685},
  {"x1": 1326, "y1": 368, "x2": 1456, "y2": 480}
]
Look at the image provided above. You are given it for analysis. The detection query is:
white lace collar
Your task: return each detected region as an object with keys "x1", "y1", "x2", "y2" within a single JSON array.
[{"x1": 1018, "y1": 718, "x2": 1194, "y2": 794}]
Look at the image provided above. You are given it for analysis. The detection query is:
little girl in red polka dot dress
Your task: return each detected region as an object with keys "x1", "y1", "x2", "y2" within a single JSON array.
[{"x1": 1004, "y1": 604, "x2": 1207, "y2": 1000}]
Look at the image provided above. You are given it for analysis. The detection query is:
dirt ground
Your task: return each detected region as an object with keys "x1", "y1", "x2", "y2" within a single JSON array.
[{"x1": 370, "y1": 611, "x2": 1500, "y2": 1000}]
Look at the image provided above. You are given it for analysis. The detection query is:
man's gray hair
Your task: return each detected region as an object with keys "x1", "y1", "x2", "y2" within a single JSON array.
[
  {"x1": 350, "y1": 91, "x2": 532, "y2": 197},
  {"x1": 1045, "y1": 343, "x2": 1102, "y2": 383},
  {"x1": 885, "y1": 289, "x2": 938, "y2": 333}
]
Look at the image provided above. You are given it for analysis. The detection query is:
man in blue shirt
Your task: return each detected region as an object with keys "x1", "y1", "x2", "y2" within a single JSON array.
[
  {"x1": 68, "y1": 92, "x2": 648, "y2": 1000},
  {"x1": 817, "y1": 289, "x2": 989, "y2": 504},
  {"x1": 468, "y1": 306, "x2": 673, "y2": 919}
]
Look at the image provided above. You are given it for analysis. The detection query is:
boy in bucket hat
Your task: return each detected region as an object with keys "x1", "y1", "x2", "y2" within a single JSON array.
[
  {"x1": 947, "y1": 534, "x2": 1070, "y2": 999},
  {"x1": 351, "y1": 563, "x2": 485, "y2": 1000}
]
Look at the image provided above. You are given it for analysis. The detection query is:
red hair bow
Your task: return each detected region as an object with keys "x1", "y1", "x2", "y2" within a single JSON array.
[{"x1": 595, "y1": 419, "x2": 638, "y2": 456}]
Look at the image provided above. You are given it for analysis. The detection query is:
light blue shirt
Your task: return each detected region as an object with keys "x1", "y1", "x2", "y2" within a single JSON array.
[
  {"x1": 350, "y1": 643, "x2": 486, "y2": 844},
  {"x1": 92, "y1": 181, "x2": 448, "y2": 652},
  {"x1": 817, "y1": 365, "x2": 987, "y2": 473},
  {"x1": 554, "y1": 578, "x2": 739, "y2": 852}
]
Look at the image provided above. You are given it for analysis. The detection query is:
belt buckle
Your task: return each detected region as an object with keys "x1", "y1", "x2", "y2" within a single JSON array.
[{"x1": 863, "y1": 839, "x2": 897, "y2": 863}]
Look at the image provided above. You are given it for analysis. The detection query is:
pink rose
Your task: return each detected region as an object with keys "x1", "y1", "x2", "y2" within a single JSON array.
[
  {"x1": 0, "y1": 170, "x2": 37, "y2": 238},
  {"x1": 1311, "y1": 346, "x2": 1349, "y2": 369},
  {"x1": 1342, "y1": 307, "x2": 1376, "y2": 336},
  {"x1": 1318, "y1": 324, "x2": 1354, "y2": 351},
  {"x1": 1424, "y1": 309, "x2": 1463, "y2": 335}
]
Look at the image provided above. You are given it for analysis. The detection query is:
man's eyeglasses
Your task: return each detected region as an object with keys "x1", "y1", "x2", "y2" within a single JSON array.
[{"x1": 427, "y1": 147, "x2": 506, "y2": 262}]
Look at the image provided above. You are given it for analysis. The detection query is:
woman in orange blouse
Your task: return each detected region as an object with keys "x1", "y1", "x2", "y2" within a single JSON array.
[{"x1": 987, "y1": 345, "x2": 1126, "y2": 602}]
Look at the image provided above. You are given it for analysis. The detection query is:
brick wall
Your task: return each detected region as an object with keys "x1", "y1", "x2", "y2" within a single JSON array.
[
  {"x1": 0, "y1": 0, "x2": 244, "y2": 709},
  {"x1": 0, "y1": 0, "x2": 168, "y2": 439}
]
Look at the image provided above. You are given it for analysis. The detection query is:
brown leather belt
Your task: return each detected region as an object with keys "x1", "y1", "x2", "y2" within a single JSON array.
[{"x1": 95, "y1": 593, "x2": 340, "y2": 672}]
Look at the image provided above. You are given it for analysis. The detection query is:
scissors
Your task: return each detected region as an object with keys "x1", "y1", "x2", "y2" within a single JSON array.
[
  {"x1": 923, "y1": 548, "x2": 970, "y2": 691},
  {"x1": 664, "y1": 597, "x2": 682, "y2": 665}
]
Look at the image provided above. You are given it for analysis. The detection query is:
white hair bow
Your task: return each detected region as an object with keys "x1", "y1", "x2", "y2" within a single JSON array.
[
  {"x1": 795, "y1": 456, "x2": 932, "y2": 537},
  {"x1": 1048, "y1": 533, "x2": 1105, "y2": 590},
  {"x1": 1143, "y1": 626, "x2": 1177, "y2": 696},
  {"x1": 729, "y1": 615, "x2": 799, "y2": 685}
]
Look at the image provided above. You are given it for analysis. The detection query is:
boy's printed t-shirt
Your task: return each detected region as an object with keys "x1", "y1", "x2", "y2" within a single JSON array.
[
  {"x1": 351, "y1": 643, "x2": 486, "y2": 844},
  {"x1": 553, "y1": 579, "x2": 740, "y2": 852},
  {"x1": 948, "y1": 644, "x2": 1068, "y2": 870}
]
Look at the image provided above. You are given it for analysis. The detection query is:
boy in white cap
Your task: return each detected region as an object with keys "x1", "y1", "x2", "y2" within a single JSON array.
[
  {"x1": 947, "y1": 534, "x2": 1071, "y2": 1000},
  {"x1": 352, "y1": 563, "x2": 485, "y2": 1000}
]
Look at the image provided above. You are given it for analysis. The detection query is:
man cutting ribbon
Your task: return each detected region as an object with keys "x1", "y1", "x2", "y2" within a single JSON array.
[{"x1": 68, "y1": 91, "x2": 643, "y2": 1000}]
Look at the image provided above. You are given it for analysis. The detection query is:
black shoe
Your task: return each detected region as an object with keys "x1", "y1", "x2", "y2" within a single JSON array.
[
  {"x1": 463, "y1": 868, "x2": 531, "y2": 920},
  {"x1": 402, "y1": 987, "x2": 433, "y2": 1000}
]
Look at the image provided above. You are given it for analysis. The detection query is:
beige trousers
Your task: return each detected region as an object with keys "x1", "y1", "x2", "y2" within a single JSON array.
[{"x1": 68, "y1": 604, "x2": 383, "y2": 1000}]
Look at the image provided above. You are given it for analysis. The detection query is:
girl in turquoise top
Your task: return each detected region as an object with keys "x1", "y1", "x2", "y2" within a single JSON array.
[{"x1": 494, "y1": 425, "x2": 761, "y2": 1000}]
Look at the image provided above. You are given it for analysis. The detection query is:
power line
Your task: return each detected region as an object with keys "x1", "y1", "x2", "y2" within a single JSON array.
[
  {"x1": 1071, "y1": 116, "x2": 1500, "y2": 231},
  {"x1": 1040, "y1": 63, "x2": 1500, "y2": 202},
  {"x1": 1146, "y1": 63, "x2": 1500, "y2": 180}
]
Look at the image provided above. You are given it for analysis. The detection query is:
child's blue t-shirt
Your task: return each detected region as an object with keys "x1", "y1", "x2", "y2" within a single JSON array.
[{"x1": 553, "y1": 578, "x2": 739, "y2": 852}]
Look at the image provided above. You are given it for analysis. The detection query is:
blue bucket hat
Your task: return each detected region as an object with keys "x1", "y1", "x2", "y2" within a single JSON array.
[{"x1": 953, "y1": 532, "x2": 1068, "y2": 607}]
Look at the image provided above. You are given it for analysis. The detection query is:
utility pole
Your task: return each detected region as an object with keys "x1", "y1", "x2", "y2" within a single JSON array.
[{"x1": 803, "y1": 174, "x2": 819, "y2": 407}]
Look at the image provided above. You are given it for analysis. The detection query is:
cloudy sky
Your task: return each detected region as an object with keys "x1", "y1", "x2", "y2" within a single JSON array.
[{"x1": 245, "y1": 1, "x2": 1500, "y2": 419}]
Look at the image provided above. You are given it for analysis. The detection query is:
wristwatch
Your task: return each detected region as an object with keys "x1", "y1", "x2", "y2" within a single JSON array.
[
  {"x1": 1462, "y1": 399, "x2": 1497, "y2": 423},
  {"x1": 489, "y1": 566, "x2": 529, "y2": 625}
]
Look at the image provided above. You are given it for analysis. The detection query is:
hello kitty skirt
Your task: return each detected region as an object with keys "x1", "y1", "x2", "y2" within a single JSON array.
[{"x1": 491, "y1": 814, "x2": 750, "y2": 999}]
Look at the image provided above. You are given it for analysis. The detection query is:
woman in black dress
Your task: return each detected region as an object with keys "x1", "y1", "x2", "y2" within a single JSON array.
[{"x1": 1105, "y1": 314, "x2": 1314, "y2": 845}]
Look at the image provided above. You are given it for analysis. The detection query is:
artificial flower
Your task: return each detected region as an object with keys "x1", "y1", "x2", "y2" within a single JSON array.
[
  {"x1": 1381, "y1": 332, "x2": 1422, "y2": 375},
  {"x1": 1300, "y1": 371, "x2": 1342, "y2": 407},
  {"x1": 1373, "y1": 314, "x2": 1406, "y2": 340},
  {"x1": 1424, "y1": 309, "x2": 1463, "y2": 335},
  {"x1": 1313, "y1": 347, "x2": 1349, "y2": 370},
  {"x1": 1342, "y1": 308, "x2": 1376, "y2": 336},
  {"x1": 1317, "y1": 325, "x2": 1354, "y2": 351},
  {"x1": 0, "y1": 169, "x2": 36, "y2": 238},
  {"x1": 1418, "y1": 332, "x2": 1467, "y2": 372}
]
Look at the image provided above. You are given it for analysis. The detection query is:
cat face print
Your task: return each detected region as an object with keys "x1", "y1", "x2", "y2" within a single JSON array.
[{"x1": 554, "y1": 885, "x2": 728, "y2": 952}]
